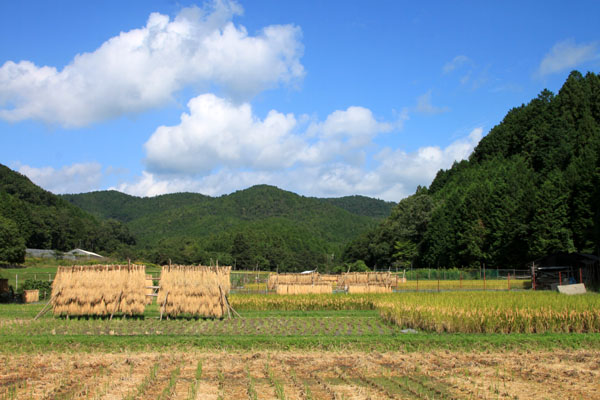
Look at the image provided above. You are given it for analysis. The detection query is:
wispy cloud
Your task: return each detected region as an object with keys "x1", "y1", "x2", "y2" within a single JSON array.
[
  {"x1": 17, "y1": 162, "x2": 103, "y2": 194},
  {"x1": 414, "y1": 91, "x2": 450, "y2": 114},
  {"x1": 536, "y1": 39, "x2": 599, "y2": 77},
  {"x1": 443, "y1": 55, "x2": 470, "y2": 74}
]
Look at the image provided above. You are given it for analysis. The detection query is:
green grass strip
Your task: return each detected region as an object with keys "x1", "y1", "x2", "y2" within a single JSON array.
[{"x1": 1, "y1": 332, "x2": 599, "y2": 353}]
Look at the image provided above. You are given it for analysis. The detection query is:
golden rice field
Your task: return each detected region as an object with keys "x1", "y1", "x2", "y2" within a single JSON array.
[
  {"x1": 239, "y1": 279, "x2": 530, "y2": 292},
  {"x1": 2, "y1": 350, "x2": 599, "y2": 400},
  {"x1": 230, "y1": 291, "x2": 600, "y2": 333},
  {"x1": 396, "y1": 279, "x2": 530, "y2": 290},
  {"x1": 376, "y1": 291, "x2": 600, "y2": 333}
]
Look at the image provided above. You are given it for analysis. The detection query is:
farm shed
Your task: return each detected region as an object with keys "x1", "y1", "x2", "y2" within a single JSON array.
[
  {"x1": 532, "y1": 252, "x2": 600, "y2": 290},
  {"x1": 66, "y1": 248, "x2": 104, "y2": 259},
  {"x1": 26, "y1": 248, "x2": 104, "y2": 260},
  {"x1": 51, "y1": 265, "x2": 147, "y2": 316},
  {"x1": 0, "y1": 279, "x2": 8, "y2": 293}
]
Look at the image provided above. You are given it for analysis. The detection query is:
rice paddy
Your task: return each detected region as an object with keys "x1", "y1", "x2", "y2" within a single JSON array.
[{"x1": 2, "y1": 275, "x2": 600, "y2": 399}]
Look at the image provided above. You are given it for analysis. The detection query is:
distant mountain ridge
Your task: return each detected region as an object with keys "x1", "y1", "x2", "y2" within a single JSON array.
[
  {"x1": 62, "y1": 186, "x2": 394, "y2": 222},
  {"x1": 62, "y1": 184, "x2": 394, "y2": 270}
]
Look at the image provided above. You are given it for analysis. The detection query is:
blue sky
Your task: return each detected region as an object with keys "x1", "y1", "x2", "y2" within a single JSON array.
[{"x1": 1, "y1": 0, "x2": 599, "y2": 201}]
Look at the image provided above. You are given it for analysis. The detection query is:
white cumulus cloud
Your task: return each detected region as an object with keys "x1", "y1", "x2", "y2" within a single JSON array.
[
  {"x1": 119, "y1": 119, "x2": 483, "y2": 201},
  {"x1": 17, "y1": 162, "x2": 103, "y2": 194},
  {"x1": 374, "y1": 127, "x2": 482, "y2": 195},
  {"x1": 0, "y1": 0, "x2": 304, "y2": 127},
  {"x1": 144, "y1": 94, "x2": 393, "y2": 175},
  {"x1": 537, "y1": 39, "x2": 598, "y2": 77}
]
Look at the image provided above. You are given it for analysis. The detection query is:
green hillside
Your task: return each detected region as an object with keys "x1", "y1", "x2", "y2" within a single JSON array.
[
  {"x1": 320, "y1": 195, "x2": 395, "y2": 218},
  {"x1": 63, "y1": 185, "x2": 389, "y2": 271},
  {"x1": 344, "y1": 71, "x2": 600, "y2": 269},
  {"x1": 0, "y1": 165, "x2": 135, "y2": 263}
]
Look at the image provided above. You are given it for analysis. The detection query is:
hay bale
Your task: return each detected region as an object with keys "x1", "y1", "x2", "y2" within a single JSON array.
[
  {"x1": 23, "y1": 289, "x2": 39, "y2": 303},
  {"x1": 158, "y1": 265, "x2": 231, "y2": 318},
  {"x1": 51, "y1": 265, "x2": 147, "y2": 316}
]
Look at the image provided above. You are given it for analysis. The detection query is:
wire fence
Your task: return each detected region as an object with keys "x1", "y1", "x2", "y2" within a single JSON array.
[{"x1": 1, "y1": 268, "x2": 532, "y2": 298}]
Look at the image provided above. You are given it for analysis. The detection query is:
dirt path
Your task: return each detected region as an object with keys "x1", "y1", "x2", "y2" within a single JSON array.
[{"x1": 1, "y1": 349, "x2": 598, "y2": 399}]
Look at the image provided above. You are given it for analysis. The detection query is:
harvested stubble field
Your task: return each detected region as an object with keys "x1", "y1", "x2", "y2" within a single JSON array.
[{"x1": 2, "y1": 350, "x2": 600, "y2": 399}]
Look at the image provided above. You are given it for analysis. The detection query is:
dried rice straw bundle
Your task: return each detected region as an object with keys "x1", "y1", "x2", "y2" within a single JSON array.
[
  {"x1": 158, "y1": 265, "x2": 231, "y2": 318},
  {"x1": 51, "y1": 264, "x2": 147, "y2": 317}
]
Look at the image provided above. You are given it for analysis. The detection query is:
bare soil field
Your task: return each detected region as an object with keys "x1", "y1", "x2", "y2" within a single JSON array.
[{"x1": 1, "y1": 349, "x2": 599, "y2": 399}]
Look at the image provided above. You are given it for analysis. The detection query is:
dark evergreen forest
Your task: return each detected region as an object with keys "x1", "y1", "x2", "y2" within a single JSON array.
[{"x1": 343, "y1": 71, "x2": 600, "y2": 269}]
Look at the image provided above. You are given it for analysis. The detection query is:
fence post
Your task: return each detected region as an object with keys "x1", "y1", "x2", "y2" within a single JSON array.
[
  {"x1": 437, "y1": 268, "x2": 440, "y2": 292},
  {"x1": 507, "y1": 273, "x2": 510, "y2": 291},
  {"x1": 532, "y1": 263, "x2": 536, "y2": 291},
  {"x1": 416, "y1": 270, "x2": 419, "y2": 292},
  {"x1": 460, "y1": 271, "x2": 463, "y2": 289},
  {"x1": 15, "y1": 274, "x2": 18, "y2": 291},
  {"x1": 559, "y1": 271, "x2": 562, "y2": 286},
  {"x1": 483, "y1": 268, "x2": 486, "y2": 291}
]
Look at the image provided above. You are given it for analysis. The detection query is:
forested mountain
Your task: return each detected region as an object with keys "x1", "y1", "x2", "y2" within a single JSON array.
[
  {"x1": 320, "y1": 195, "x2": 395, "y2": 218},
  {"x1": 63, "y1": 185, "x2": 389, "y2": 270},
  {"x1": 344, "y1": 71, "x2": 600, "y2": 269},
  {"x1": 0, "y1": 165, "x2": 135, "y2": 263}
]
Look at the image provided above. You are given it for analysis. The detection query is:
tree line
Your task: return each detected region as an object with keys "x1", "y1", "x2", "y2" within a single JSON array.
[{"x1": 343, "y1": 71, "x2": 600, "y2": 270}]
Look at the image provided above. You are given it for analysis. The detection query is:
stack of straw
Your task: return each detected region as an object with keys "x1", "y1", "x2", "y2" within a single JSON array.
[
  {"x1": 268, "y1": 272, "x2": 321, "y2": 290},
  {"x1": 157, "y1": 265, "x2": 231, "y2": 318},
  {"x1": 319, "y1": 274, "x2": 340, "y2": 286},
  {"x1": 23, "y1": 289, "x2": 39, "y2": 303},
  {"x1": 347, "y1": 284, "x2": 393, "y2": 294},
  {"x1": 276, "y1": 283, "x2": 332, "y2": 295},
  {"x1": 340, "y1": 272, "x2": 398, "y2": 288},
  {"x1": 51, "y1": 265, "x2": 146, "y2": 316}
]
